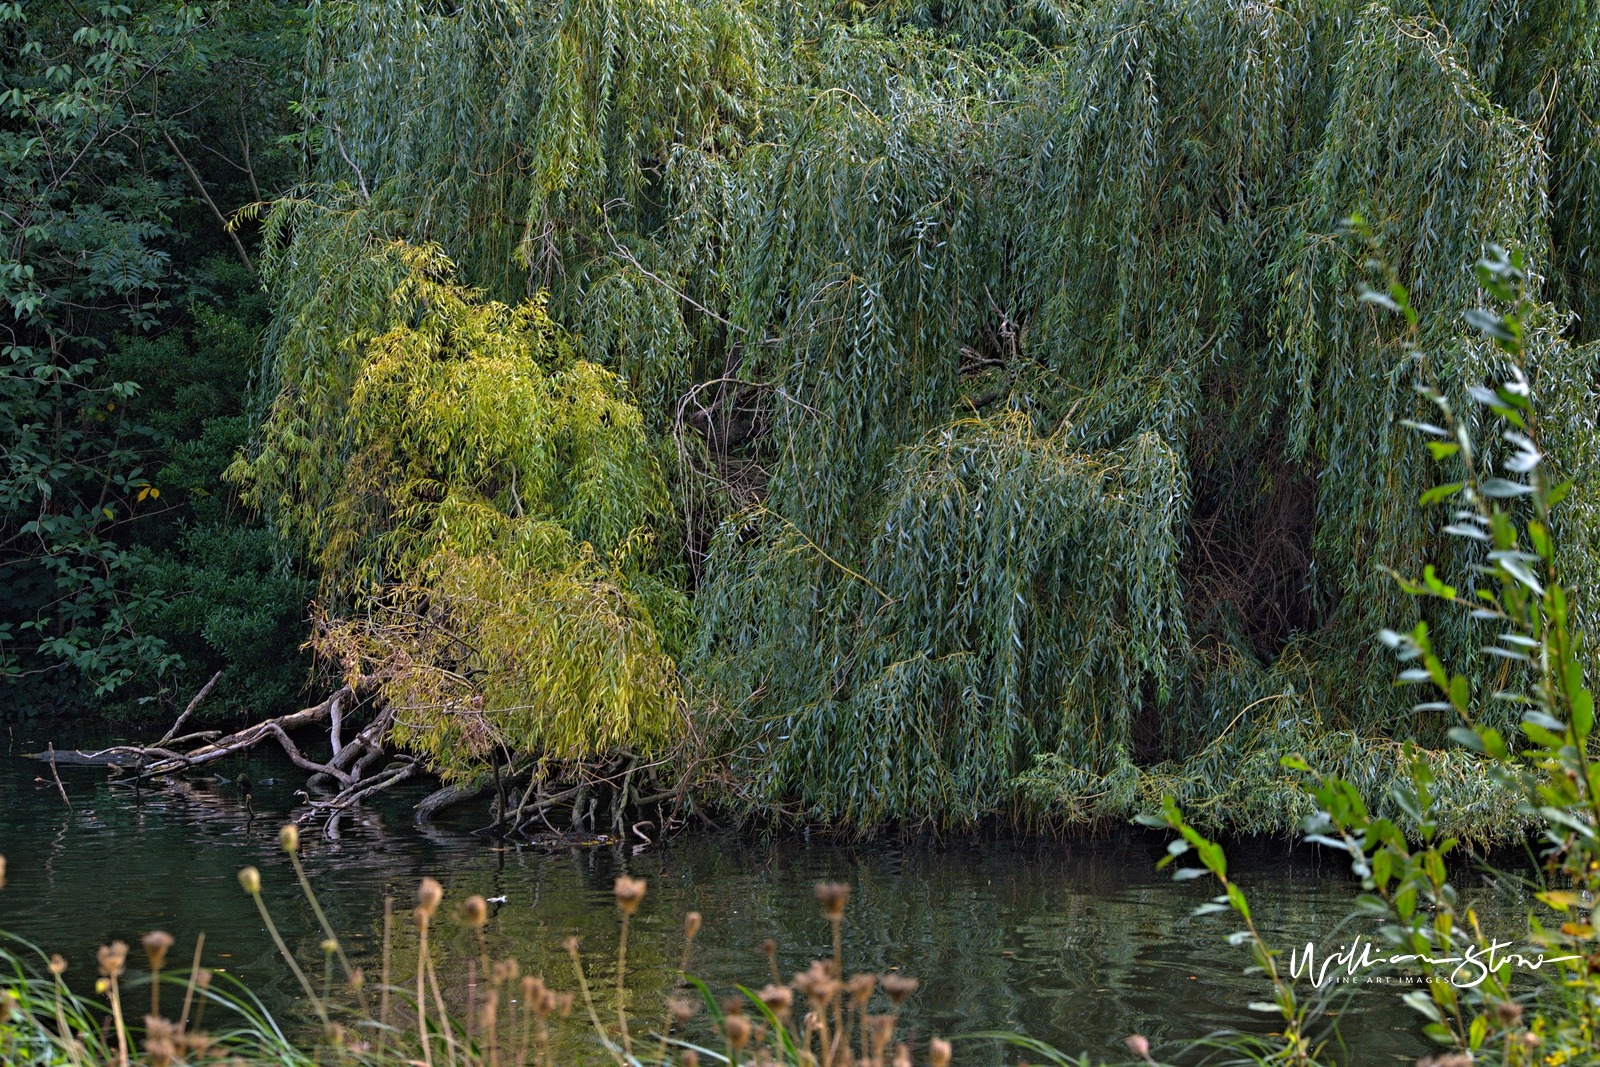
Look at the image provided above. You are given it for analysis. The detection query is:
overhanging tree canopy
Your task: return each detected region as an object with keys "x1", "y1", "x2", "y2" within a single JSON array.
[{"x1": 243, "y1": 0, "x2": 1600, "y2": 831}]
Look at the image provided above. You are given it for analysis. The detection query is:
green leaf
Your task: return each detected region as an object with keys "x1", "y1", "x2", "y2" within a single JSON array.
[
  {"x1": 1226, "y1": 883, "x2": 1251, "y2": 921},
  {"x1": 1464, "y1": 307, "x2": 1514, "y2": 342},
  {"x1": 1574, "y1": 690, "x2": 1595, "y2": 742},
  {"x1": 1402, "y1": 991, "x2": 1443, "y2": 1022},
  {"x1": 1480, "y1": 477, "x2": 1535, "y2": 498},
  {"x1": 1371, "y1": 850, "x2": 1392, "y2": 889},
  {"x1": 1418, "y1": 483, "x2": 1465, "y2": 507},
  {"x1": 1396, "y1": 885, "x2": 1418, "y2": 919}
]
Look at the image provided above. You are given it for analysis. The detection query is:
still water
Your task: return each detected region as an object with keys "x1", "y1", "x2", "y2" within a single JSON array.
[{"x1": 0, "y1": 736, "x2": 1533, "y2": 1064}]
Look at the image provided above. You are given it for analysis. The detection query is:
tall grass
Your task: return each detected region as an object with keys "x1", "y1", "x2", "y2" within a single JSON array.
[{"x1": 0, "y1": 836, "x2": 959, "y2": 1067}]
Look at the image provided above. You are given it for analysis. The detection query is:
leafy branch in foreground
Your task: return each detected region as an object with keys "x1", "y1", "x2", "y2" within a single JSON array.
[
  {"x1": 1134, "y1": 240, "x2": 1600, "y2": 1066},
  {"x1": 1351, "y1": 241, "x2": 1600, "y2": 1059}
]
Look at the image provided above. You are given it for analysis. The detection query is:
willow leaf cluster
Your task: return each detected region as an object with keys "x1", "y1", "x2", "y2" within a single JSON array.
[{"x1": 232, "y1": 211, "x2": 686, "y2": 773}]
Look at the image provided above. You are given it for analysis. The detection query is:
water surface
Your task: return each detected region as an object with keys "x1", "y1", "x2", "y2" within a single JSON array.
[{"x1": 0, "y1": 736, "x2": 1532, "y2": 1063}]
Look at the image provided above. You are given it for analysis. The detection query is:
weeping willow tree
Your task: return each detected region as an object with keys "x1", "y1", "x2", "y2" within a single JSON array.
[
  {"x1": 240, "y1": 0, "x2": 1600, "y2": 829},
  {"x1": 229, "y1": 210, "x2": 689, "y2": 777}
]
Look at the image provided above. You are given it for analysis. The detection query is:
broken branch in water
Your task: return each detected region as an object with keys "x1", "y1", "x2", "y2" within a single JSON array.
[
  {"x1": 158, "y1": 670, "x2": 224, "y2": 746},
  {"x1": 47, "y1": 743, "x2": 71, "y2": 810}
]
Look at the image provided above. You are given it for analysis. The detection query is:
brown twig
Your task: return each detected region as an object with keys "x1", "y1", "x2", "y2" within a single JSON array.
[
  {"x1": 160, "y1": 129, "x2": 254, "y2": 274},
  {"x1": 158, "y1": 670, "x2": 223, "y2": 746},
  {"x1": 46, "y1": 743, "x2": 71, "y2": 810}
]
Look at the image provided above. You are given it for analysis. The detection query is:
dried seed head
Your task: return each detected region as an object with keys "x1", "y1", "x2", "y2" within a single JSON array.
[
  {"x1": 521, "y1": 976, "x2": 541, "y2": 1005},
  {"x1": 0, "y1": 854, "x2": 6, "y2": 890},
  {"x1": 181, "y1": 1031, "x2": 214, "y2": 1056},
  {"x1": 795, "y1": 960, "x2": 844, "y2": 1007},
  {"x1": 668, "y1": 997, "x2": 698, "y2": 1024},
  {"x1": 793, "y1": 959, "x2": 832, "y2": 996},
  {"x1": 893, "y1": 1043, "x2": 911, "y2": 1067},
  {"x1": 463, "y1": 895, "x2": 488, "y2": 928},
  {"x1": 759, "y1": 938, "x2": 777, "y2": 959},
  {"x1": 554, "y1": 992, "x2": 574, "y2": 1017},
  {"x1": 613, "y1": 876, "x2": 647, "y2": 916},
  {"x1": 196, "y1": 969, "x2": 213, "y2": 989},
  {"x1": 880, "y1": 973, "x2": 918, "y2": 1006},
  {"x1": 350, "y1": 967, "x2": 365, "y2": 990},
  {"x1": 142, "y1": 931, "x2": 175, "y2": 971},
  {"x1": 0, "y1": 991, "x2": 15, "y2": 1022},
  {"x1": 49, "y1": 954, "x2": 67, "y2": 976},
  {"x1": 724, "y1": 1013, "x2": 752, "y2": 1050},
  {"x1": 494, "y1": 958, "x2": 520, "y2": 984},
  {"x1": 1125, "y1": 1035, "x2": 1150, "y2": 1060},
  {"x1": 814, "y1": 881, "x2": 850, "y2": 920},
  {"x1": 1494, "y1": 999, "x2": 1524, "y2": 1025},
  {"x1": 684, "y1": 912, "x2": 702, "y2": 940},
  {"x1": 417, "y1": 877, "x2": 443, "y2": 917},
  {"x1": 721, "y1": 996, "x2": 746, "y2": 1017},
  {"x1": 758, "y1": 985, "x2": 793, "y2": 1015},
  {"x1": 562, "y1": 936, "x2": 581, "y2": 956},
  {"x1": 1522, "y1": 1033, "x2": 1542, "y2": 1048},
  {"x1": 868, "y1": 1015, "x2": 895, "y2": 1055},
  {"x1": 278, "y1": 824, "x2": 300, "y2": 854},
  {"x1": 848, "y1": 973, "x2": 876, "y2": 1007},
  {"x1": 98, "y1": 941, "x2": 128, "y2": 979},
  {"x1": 237, "y1": 867, "x2": 261, "y2": 895},
  {"x1": 144, "y1": 1034, "x2": 176, "y2": 1067},
  {"x1": 479, "y1": 989, "x2": 499, "y2": 1030},
  {"x1": 683, "y1": 1051, "x2": 699, "y2": 1067},
  {"x1": 929, "y1": 1037, "x2": 952, "y2": 1067}
]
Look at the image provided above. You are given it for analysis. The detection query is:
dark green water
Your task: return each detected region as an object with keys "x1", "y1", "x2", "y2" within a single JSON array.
[{"x1": 0, "y1": 736, "x2": 1533, "y2": 1064}]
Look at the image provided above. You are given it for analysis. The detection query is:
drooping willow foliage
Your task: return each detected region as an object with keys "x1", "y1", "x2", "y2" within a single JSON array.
[
  {"x1": 242, "y1": 0, "x2": 1600, "y2": 829},
  {"x1": 229, "y1": 215, "x2": 689, "y2": 776}
]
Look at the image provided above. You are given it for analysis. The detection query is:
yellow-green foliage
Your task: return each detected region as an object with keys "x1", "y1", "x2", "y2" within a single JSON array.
[{"x1": 231, "y1": 217, "x2": 687, "y2": 773}]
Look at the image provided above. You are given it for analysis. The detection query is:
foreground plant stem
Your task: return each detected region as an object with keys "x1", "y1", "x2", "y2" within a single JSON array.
[{"x1": 566, "y1": 938, "x2": 625, "y2": 1067}]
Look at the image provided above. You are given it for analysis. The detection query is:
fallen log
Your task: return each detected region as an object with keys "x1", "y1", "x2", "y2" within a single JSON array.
[
  {"x1": 415, "y1": 781, "x2": 492, "y2": 823},
  {"x1": 31, "y1": 689, "x2": 353, "y2": 775},
  {"x1": 136, "y1": 687, "x2": 355, "y2": 778}
]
